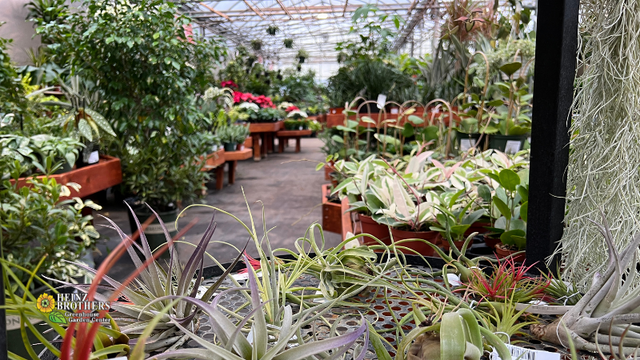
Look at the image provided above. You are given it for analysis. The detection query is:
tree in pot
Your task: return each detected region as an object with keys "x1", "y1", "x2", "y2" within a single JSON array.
[{"x1": 41, "y1": 0, "x2": 226, "y2": 246}]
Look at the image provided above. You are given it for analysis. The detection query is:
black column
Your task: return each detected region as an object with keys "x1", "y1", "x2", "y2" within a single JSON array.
[
  {"x1": 0, "y1": 263, "x2": 6, "y2": 360},
  {"x1": 526, "y1": 0, "x2": 580, "y2": 272}
]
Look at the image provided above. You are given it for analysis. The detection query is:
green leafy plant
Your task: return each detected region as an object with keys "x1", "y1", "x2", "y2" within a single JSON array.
[
  {"x1": 430, "y1": 189, "x2": 485, "y2": 245},
  {"x1": 42, "y1": 75, "x2": 116, "y2": 143},
  {"x1": 251, "y1": 39, "x2": 263, "y2": 51},
  {"x1": 283, "y1": 38, "x2": 294, "y2": 48},
  {"x1": 266, "y1": 25, "x2": 279, "y2": 35},
  {"x1": 488, "y1": 61, "x2": 533, "y2": 135},
  {"x1": 1, "y1": 156, "x2": 100, "y2": 285},
  {"x1": 297, "y1": 49, "x2": 309, "y2": 63},
  {"x1": 0, "y1": 134, "x2": 82, "y2": 175}
]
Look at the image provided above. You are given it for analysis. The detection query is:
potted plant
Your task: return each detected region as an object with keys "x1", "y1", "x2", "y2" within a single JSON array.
[
  {"x1": 481, "y1": 167, "x2": 528, "y2": 261},
  {"x1": 283, "y1": 38, "x2": 294, "y2": 48},
  {"x1": 234, "y1": 124, "x2": 250, "y2": 150},
  {"x1": 266, "y1": 25, "x2": 279, "y2": 35},
  {"x1": 217, "y1": 125, "x2": 238, "y2": 151},
  {"x1": 486, "y1": 61, "x2": 532, "y2": 154},
  {"x1": 40, "y1": 75, "x2": 116, "y2": 167},
  {"x1": 251, "y1": 39, "x2": 263, "y2": 51},
  {"x1": 0, "y1": 134, "x2": 83, "y2": 175},
  {"x1": 430, "y1": 189, "x2": 486, "y2": 252},
  {"x1": 284, "y1": 110, "x2": 309, "y2": 129},
  {"x1": 297, "y1": 49, "x2": 309, "y2": 63}
]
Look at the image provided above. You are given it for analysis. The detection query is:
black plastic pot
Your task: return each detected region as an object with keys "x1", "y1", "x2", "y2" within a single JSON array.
[
  {"x1": 125, "y1": 198, "x2": 179, "y2": 253},
  {"x1": 76, "y1": 143, "x2": 101, "y2": 168},
  {"x1": 456, "y1": 132, "x2": 489, "y2": 151},
  {"x1": 488, "y1": 134, "x2": 528, "y2": 154},
  {"x1": 223, "y1": 142, "x2": 237, "y2": 152}
]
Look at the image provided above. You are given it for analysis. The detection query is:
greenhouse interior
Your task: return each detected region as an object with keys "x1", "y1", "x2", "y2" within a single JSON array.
[{"x1": 3, "y1": 0, "x2": 640, "y2": 359}]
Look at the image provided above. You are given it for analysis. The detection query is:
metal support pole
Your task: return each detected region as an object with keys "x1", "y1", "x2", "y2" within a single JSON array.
[
  {"x1": 0, "y1": 255, "x2": 6, "y2": 360},
  {"x1": 525, "y1": 0, "x2": 580, "y2": 272}
]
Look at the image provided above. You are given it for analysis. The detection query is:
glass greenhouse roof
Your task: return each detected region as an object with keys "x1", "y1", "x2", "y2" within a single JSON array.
[{"x1": 179, "y1": 0, "x2": 452, "y2": 77}]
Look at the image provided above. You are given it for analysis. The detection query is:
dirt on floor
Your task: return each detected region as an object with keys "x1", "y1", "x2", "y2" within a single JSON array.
[{"x1": 92, "y1": 137, "x2": 341, "y2": 282}]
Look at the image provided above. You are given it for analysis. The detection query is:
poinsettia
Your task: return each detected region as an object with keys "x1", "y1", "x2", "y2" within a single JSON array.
[
  {"x1": 232, "y1": 91, "x2": 275, "y2": 108},
  {"x1": 221, "y1": 80, "x2": 238, "y2": 88},
  {"x1": 285, "y1": 105, "x2": 300, "y2": 112}
]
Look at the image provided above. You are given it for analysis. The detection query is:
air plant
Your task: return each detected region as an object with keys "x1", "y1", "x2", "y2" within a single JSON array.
[
  {"x1": 277, "y1": 223, "x2": 400, "y2": 299},
  {"x1": 53, "y1": 204, "x2": 243, "y2": 358},
  {"x1": 142, "y1": 256, "x2": 370, "y2": 360},
  {"x1": 530, "y1": 212, "x2": 640, "y2": 355},
  {"x1": 461, "y1": 256, "x2": 549, "y2": 304}
]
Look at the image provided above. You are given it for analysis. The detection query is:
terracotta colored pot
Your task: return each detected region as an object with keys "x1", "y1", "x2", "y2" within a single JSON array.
[
  {"x1": 324, "y1": 161, "x2": 335, "y2": 181},
  {"x1": 390, "y1": 228, "x2": 441, "y2": 256},
  {"x1": 236, "y1": 143, "x2": 245, "y2": 151},
  {"x1": 494, "y1": 243, "x2": 525, "y2": 262},
  {"x1": 439, "y1": 238, "x2": 465, "y2": 253},
  {"x1": 465, "y1": 222, "x2": 492, "y2": 237},
  {"x1": 483, "y1": 235, "x2": 501, "y2": 250},
  {"x1": 358, "y1": 213, "x2": 390, "y2": 245}
]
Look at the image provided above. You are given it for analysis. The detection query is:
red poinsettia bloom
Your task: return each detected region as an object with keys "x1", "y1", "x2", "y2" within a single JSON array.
[
  {"x1": 233, "y1": 91, "x2": 243, "y2": 103},
  {"x1": 241, "y1": 93, "x2": 253, "y2": 102},
  {"x1": 285, "y1": 105, "x2": 300, "y2": 112},
  {"x1": 221, "y1": 80, "x2": 238, "y2": 88}
]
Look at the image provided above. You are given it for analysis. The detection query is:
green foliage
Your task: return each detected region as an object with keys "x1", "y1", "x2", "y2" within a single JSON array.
[
  {"x1": 216, "y1": 124, "x2": 249, "y2": 144},
  {"x1": 0, "y1": 134, "x2": 83, "y2": 176},
  {"x1": 40, "y1": 0, "x2": 226, "y2": 208},
  {"x1": 0, "y1": 158, "x2": 100, "y2": 284}
]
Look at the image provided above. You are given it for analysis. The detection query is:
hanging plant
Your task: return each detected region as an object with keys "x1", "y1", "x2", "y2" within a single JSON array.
[
  {"x1": 297, "y1": 49, "x2": 309, "y2": 64},
  {"x1": 246, "y1": 55, "x2": 257, "y2": 67},
  {"x1": 337, "y1": 52, "x2": 348, "y2": 63},
  {"x1": 284, "y1": 38, "x2": 294, "y2": 48},
  {"x1": 296, "y1": 64, "x2": 302, "y2": 71},
  {"x1": 250, "y1": 39, "x2": 262, "y2": 51},
  {"x1": 266, "y1": 25, "x2": 279, "y2": 36}
]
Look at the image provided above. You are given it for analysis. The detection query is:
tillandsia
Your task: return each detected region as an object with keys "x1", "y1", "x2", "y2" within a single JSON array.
[
  {"x1": 531, "y1": 212, "x2": 640, "y2": 355},
  {"x1": 51, "y1": 204, "x2": 245, "y2": 355},
  {"x1": 277, "y1": 223, "x2": 401, "y2": 300}
]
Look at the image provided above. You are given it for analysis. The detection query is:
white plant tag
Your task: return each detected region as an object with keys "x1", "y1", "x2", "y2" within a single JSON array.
[
  {"x1": 299, "y1": 126, "x2": 303, "y2": 130},
  {"x1": 212, "y1": 145, "x2": 218, "y2": 151},
  {"x1": 376, "y1": 94, "x2": 387, "y2": 109},
  {"x1": 490, "y1": 344, "x2": 561, "y2": 360},
  {"x1": 504, "y1": 140, "x2": 522, "y2": 154},
  {"x1": 231, "y1": 270, "x2": 263, "y2": 282},
  {"x1": 446, "y1": 273, "x2": 461, "y2": 287},
  {"x1": 88, "y1": 150, "x2": 100, "y2": 164},
  {"x1": 460, "y1": 139, "x2": 473, "y2": 151},
  {"x1": 390, "y1": 108, "x2": 399, "y2": 114}
]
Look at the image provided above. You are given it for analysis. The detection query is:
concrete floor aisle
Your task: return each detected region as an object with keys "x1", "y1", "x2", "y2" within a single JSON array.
[{"x1": 93, "y1": 137, "x2": 341, "y2": 281}]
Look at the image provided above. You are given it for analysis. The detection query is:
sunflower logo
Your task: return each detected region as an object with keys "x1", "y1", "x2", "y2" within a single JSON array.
[{"x1": 36, "y1": 293, "x2": 56, "y2": 313}]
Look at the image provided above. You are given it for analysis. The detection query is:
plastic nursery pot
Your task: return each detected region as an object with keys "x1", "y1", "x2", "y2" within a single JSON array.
[
  {"x1": 224, "y1": 142, "x2": 238, "y2": 152},
  {"x1": 465, "y1": 221, "x2": 492, "y2": 237},
  {"x1": 456, "y1": 132, "x2": 489, "y2": 152},
  {"x1": 494, "y1": 243, "x2": 526, "y2": 262},
  {"x1": 483, "y1": 234, "x2": 501, "y2": 250},
  {"x1": 488, "y1": 134, "x2": 529, "y2": 154},
  {"x1": 358, "y1": 213, "x2": 391, "y2": 245},
  {"x1": 129, "y1": 205, "x2": 179, "y2": 255},
  {"x1": 390, "y1": 228, "x2": 441, "y2": 256},
  {"x1": 236, "y1": 143, "x2": 245, "y2": 151},
  {"x1": 76, "y1": 143, "x2": 101, "y2": 169},
  {"x1": 329, "y1": 107, "x2": 344, "y2": 115}
]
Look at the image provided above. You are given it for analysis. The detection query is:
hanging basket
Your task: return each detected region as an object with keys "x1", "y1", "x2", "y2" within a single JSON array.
[
  {"x1": 250, "y1": 39, "x2": 262, "y2": 51},
  {"x1": 284, "y1": 38, "x2": 294, "y2": 48},
  {"x1": 266, "y1": 25, "x2": 279, "y2": 36}
]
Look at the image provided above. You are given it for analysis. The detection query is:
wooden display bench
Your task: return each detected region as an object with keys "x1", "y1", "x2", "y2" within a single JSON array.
[
  {"x1": 276, "y1": 129, "x2": 312, "y2": 153},
  {"x1": 200, "y1": 149, "x2": 225, "y2": 171},
  {"x1": 213, "y1": 148, "x2": 252, "y2": 190},
  {"x1": 13, "y1": 155, "x2": 123, "y2": 201},
  {"x1": 321, "y1": 184, "x2": 350, "y2": 236},
  {"x1": 249, "y1": 121, "x2": 283, "y2": 161}
]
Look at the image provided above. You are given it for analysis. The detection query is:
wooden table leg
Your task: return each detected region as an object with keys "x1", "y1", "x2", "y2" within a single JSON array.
[
  {"x1": 295, "y1": 137, "x2": 301, "y2": 153},
  {"x1": 266, "y1": 133, "x2": 274, "y2": 154},
  {"x1": 253, "y1": 134, "x2": 261, "y2": 161},
  {"x1": 278, "y1": 137, "x2": 285, "y2": 153},
  {"x1": 228, "y1": 161, "x2": 237, "y2": 184},
  {"x1": 215, "y1": 166, "x2": 224, "y2": 190},
  {"x1": 261, "y1": 134, "x2": 268, "y2": 159}
]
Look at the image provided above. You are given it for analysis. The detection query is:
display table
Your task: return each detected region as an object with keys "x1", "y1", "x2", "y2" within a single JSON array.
[
  {"x1": 200, "y1": 149, "x2": 225, "y2": 171},
  {"x1": 13, "y1": 155, "x2": 122, "y2": 201},
  {"x1": 249, "y1": 121, "x2": 283, "y2": 161},
  {"x1": 214, "y1": 148, "x2": 252, "y2": 190},
  {"x1": 276, "y1": 129, "x2": 312, "y2": 153}
]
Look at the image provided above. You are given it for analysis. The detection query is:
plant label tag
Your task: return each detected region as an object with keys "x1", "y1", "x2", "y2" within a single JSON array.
[
  {"x1": 88, "y1": 150, "x2": 100, "y2": 164},
  {"x1": 390, "y1": 108, "x2": 399, "y2": 114},
  {"x1": 299, "y1": 126, "x2": 303, "y2": 130},
  {"x1": 460, "y1": 139, "x2": 473, "y2": 151},
  {"x1": 504, "y1": 140, "x2": 522, "y2": 154},
  {"x1": 376, "y1": 94, "x2": 387, "y2": 109},
  {"x1": 490, "y1": 344, "x2": 560, "y2": 360}
]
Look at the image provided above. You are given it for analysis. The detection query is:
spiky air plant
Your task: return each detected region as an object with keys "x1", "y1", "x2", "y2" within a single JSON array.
[
  {"x1": 531, "y1": 213, "x2": 640, "y2": 355},
  {"x1": 140, "y1": 256, "x2": 370, "y2": 360},
  {"x1": 54, "y1": 205, "x2": 245, "y2": 356},
  {"x1": 560, "y1": 0, "x2": 640, "y2": 288}
]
